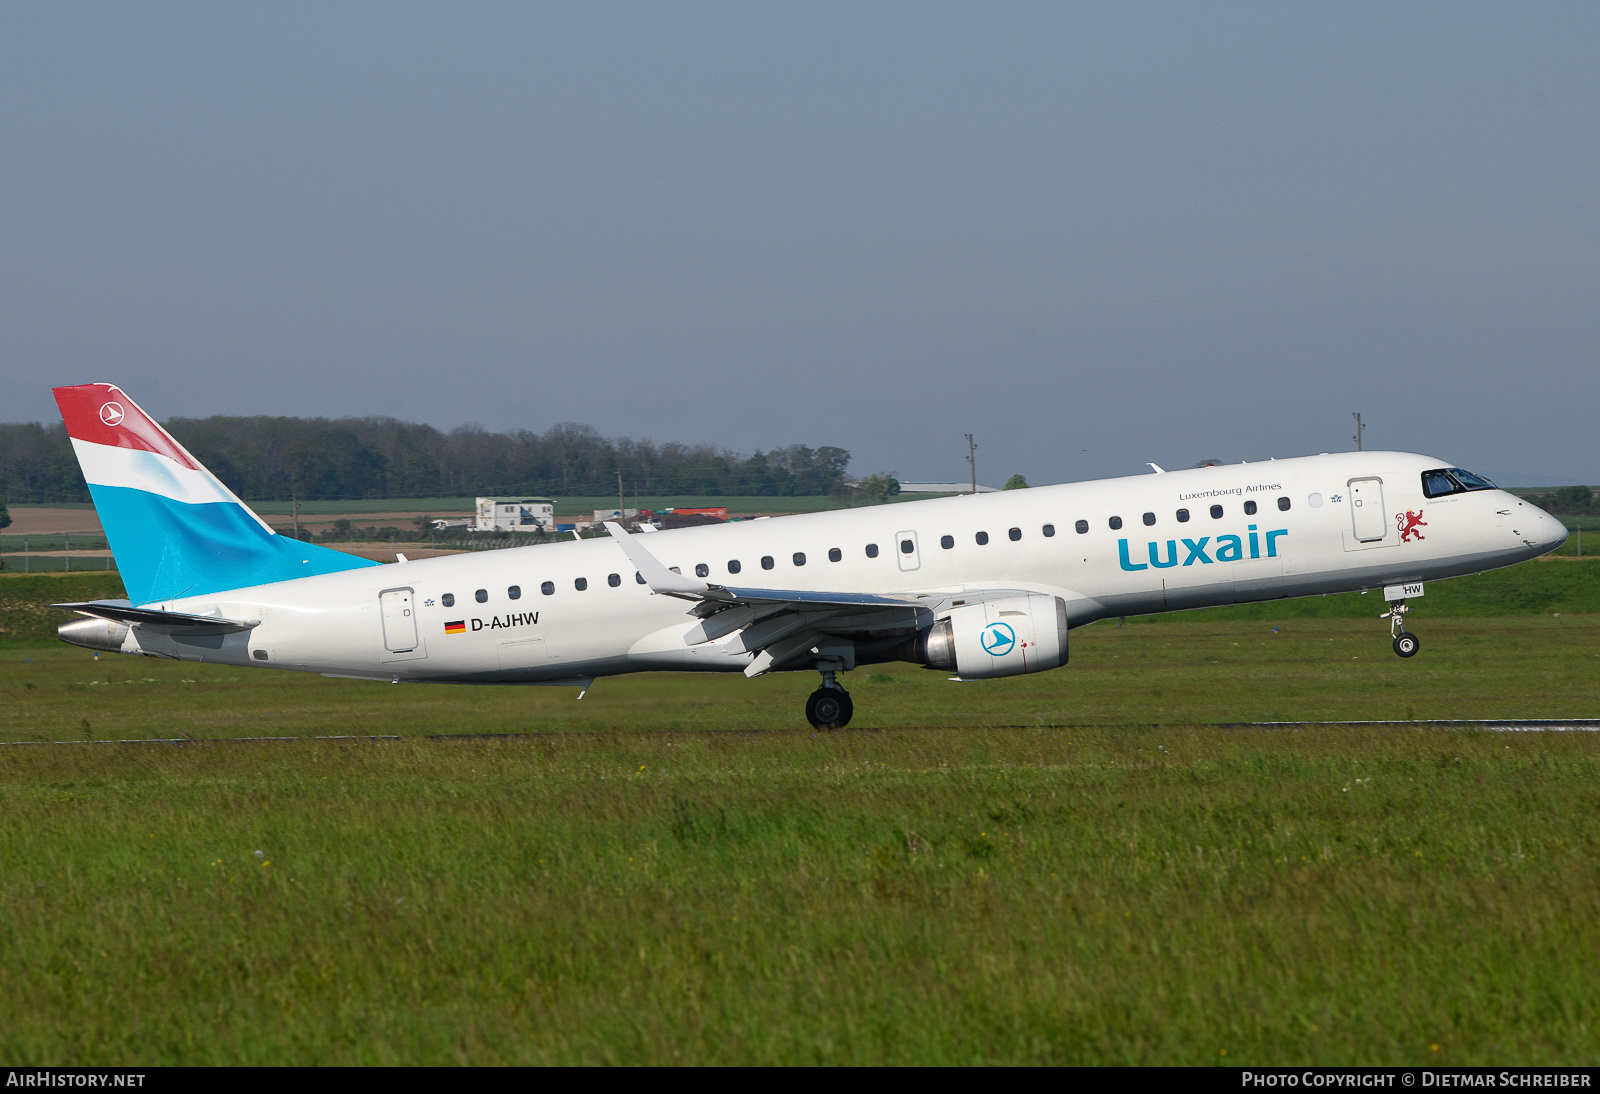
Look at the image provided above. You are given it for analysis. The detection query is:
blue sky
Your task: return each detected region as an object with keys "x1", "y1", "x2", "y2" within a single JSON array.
[{"x1": 4, "y1": 1, "x2": 1596, "y2": 485}]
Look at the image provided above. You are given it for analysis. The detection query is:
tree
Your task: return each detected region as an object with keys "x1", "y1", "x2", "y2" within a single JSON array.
[
  {"x1": 0, "y1": 503, "x2": 10, "y2": 530},
  {"x1": 1003, "y1": 474, "x2": 1029, "y2": 490},
  {"x1": 1529, "y1": 486, "x2": 1596, "y2": 515}
]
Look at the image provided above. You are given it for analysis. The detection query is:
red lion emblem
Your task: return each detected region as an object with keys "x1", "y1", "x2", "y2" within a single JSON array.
[{"x1": 1397, "y1": 509, "x2": 1427, "y2": 542}]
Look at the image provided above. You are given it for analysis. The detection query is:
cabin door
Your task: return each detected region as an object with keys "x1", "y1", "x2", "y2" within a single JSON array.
[
  {"x1": 1348, "y1": 478, "x2": 1388, "y2": 542},
  {"x1": 380, "y1": 587, "x2": 419, "y2": 653}
]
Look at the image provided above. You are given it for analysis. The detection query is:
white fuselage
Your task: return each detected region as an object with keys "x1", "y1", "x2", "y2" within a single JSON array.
[{"x1": 121, "y1": 452, "x2": 1567, "y2": 683}]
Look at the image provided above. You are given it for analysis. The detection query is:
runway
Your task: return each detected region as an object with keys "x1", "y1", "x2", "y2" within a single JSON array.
[{"x1": 5, "y1": 718, "x2": 1598, "y2": 746}]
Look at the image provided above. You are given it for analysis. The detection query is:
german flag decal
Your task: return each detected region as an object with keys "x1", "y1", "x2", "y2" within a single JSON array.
[{"x1": 444, "y1": 620, "x2": 466, "y2": 635}]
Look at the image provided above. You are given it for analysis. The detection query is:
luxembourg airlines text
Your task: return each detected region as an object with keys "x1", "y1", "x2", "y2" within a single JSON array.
[{"x1": 1119, "y1": 525, "x2": 1288, "y2": 572}]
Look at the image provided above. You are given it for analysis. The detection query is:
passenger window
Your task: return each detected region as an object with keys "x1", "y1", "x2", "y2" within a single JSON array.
[
  {"x1": 1142, "y1": 512, "x2": 1155, "y2": 526},
  {"x1": 900, "y1": 539, "x2": 914, "y2": 554},
  {"x1": 1074, "y1": 520, "x2": 1088, "y2": 534},
  {"x1": 508, "y1": 585, "x2": 521, "y2": 600},
  {"x1": 635, "y1": 572, "x2": 646, "y2": 584},
  {"x1": 541, "y1": 581, "x2": 555, "y2": 596},
  {"x1": 793, "y1": 552, "x2": 806, "y2": 566},
  {"x1": 475, "y1": 589, "x2": 488, "y2": 603},
  {"x1": 1008, "y1": 527, "x2": 1021, "y2": 541},
  {"x1": 865, "y1": 543, "x2": 879, "y2": 558},
  {"x1": 575, "y1": 577, "x2": 588, "y2": 591},
  {"x1": 1176, "y1": 509, "x2": 1190, "y2": 523},
  {"x1": 695, "y1": 563, "x2": 709, "y2": 577},
  {"x1": 1042, "y1": 524, "x2": 1055, "y2": 537},
  {"x1": 1277, "y1": 496, "x2": 1291, "y2": 511},
  {"x1": 828, "y1": 547, "x2": 842, "y2": 562},
  {"x1": 441, "y1": 593, "x2": 455, "y2": 607},
  {"x1": 608, "y1": 573, "x2": 621, "y2": 587},
  {"x1": 1109, "y1": 516, "x2": 1123, "y2": 530},
  {"x1": 976, "y1": 531, "x2": 990, "y2": 545},
  {"x1": 941, "y1": 535, "x2": 954, "y2": 549},
  {"x1": 1244, "y1": 500, "x2": 1257, "y2": 515},
  {"x1": 728, "y1": 560, "x2": 741, "y2": 574},
  {"x1": 761, "y1": 556, "x2": 774, "y2": 570},
  {"x1": 1210, "y1": 505, "x2": 1224, "y2": 519}
]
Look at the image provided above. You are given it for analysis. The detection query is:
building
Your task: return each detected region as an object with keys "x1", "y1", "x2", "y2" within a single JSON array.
[{"x1": 473, "y1": 497, "x2": 555, "y2": 532}]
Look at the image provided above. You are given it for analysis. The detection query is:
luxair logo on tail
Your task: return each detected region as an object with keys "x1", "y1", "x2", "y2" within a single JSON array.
[
  {"x1": 52, "y1": 383, "x2": 378, "y2": 605},
  {"x1": 1118, "y1": 524, "x2": 1288, "y2": 571}
]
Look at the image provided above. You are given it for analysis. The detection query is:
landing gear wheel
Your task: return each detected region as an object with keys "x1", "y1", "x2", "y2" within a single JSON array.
[
  {"x1": 1393, "y1": 632, "x2": 1420, "y2": 658},
  {"x1": 805, "y1": 687, "x2": 853, "y2": 729}
]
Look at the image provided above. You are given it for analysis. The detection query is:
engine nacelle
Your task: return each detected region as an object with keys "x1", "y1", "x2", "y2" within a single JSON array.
[{"x1": 922, "y1": 594, "x2": 1068, "y2": 679}]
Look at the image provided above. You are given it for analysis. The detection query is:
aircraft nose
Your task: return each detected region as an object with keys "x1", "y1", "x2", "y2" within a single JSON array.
[{"x1": 1540, "y1": 511, "x2": 1570, "y2": 553}]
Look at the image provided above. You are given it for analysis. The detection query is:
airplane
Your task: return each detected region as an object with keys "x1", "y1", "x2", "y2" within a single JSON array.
[{"x1": 50, "y1": 383, "x2": 1569, "y2": 729}]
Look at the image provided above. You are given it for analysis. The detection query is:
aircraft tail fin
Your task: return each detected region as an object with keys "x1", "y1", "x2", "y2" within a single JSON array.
[{"x1": 52, "y1": 383, "x2": 378, "y2": 605}]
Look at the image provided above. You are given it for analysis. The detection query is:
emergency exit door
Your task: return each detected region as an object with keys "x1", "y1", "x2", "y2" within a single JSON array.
[
  {"x1": 380, "y1": 587, "x2": 418, "y2": 653},
  {"x1": 896, "y1": 530, "x2": 921, "y2": 572},
  {"x1": 1348, "y1": 478, "x2": 1388, "y2": 542}
]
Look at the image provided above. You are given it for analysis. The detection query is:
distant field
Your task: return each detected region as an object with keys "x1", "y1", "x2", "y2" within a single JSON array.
[
  {"x1": 15, "y1": 493, "x2": 952, "y2": 517},
  {"x1": 240, "y1": 494, "x2": 951, "y2": 517},
  {"x1": 0, "y1": 556, "x2": 116, "y2": 575}
]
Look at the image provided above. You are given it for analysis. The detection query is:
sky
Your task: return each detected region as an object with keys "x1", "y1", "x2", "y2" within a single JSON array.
[{"x1": 3, "y1": 1, "x2": 1597, "y2": 487}]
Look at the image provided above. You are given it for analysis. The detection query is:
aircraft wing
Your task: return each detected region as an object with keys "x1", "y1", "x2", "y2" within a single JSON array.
[
  {"x1": 604, "y1": 521, "x2": 921, "y2": 613},
  {"x1": 604, "y1": 521, "x2": 931, "y2": 674}
]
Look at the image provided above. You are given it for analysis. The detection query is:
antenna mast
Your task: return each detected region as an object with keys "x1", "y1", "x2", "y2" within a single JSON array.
[{"x1": 1352, "y1": 412, "x2": 1365, "y2": 452}]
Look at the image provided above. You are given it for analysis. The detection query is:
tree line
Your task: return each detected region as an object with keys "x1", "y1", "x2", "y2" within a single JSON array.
[
  {"x1": 1521, "y1": 486, "x2": 1599, "y2": 516},
  {"x1": 0, "y1": 416, "x2": 852, "y2": 504}
]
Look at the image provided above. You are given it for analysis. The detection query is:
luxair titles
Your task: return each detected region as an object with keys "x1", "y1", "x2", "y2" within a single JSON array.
[{"x1": 1122, "y1": 482, "x2": 1286, "y2": 572}]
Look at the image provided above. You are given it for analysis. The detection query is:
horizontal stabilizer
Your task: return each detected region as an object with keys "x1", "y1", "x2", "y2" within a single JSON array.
[{"x1": 54, "y1": 600, "x2": 260, "y2": 631}]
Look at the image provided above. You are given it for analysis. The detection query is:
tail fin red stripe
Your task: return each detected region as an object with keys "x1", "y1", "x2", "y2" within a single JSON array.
[{"x1": 52, "y1": 383, "x2": 199, "y2": 471}]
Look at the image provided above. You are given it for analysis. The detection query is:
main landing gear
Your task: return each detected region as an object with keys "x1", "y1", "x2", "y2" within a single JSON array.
[
  {"x1": 1382, "y1": 598, "x2": 1421, "y2": 658},
  {"x1": 805, "y1": 669, "x2": 854, "y2": 729}
]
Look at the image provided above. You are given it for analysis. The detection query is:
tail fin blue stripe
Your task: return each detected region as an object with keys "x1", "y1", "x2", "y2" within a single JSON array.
[{"x1": 90, "y1": 484, "x2": 377, "y2": 604}]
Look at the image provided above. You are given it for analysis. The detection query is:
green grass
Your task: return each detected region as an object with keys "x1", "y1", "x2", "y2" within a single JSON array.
[
  {"x1": 6, "y1": 614, "x2": 1600, "y2": 741},
  {"x1": 4, "y1": 565, "x2": 1600, "y2": 1064},
  {"x1": 1, "y1": 717, "x2": 1597, "y2": 1064}
]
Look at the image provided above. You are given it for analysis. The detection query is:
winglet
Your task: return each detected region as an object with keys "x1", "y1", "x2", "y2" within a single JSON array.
[{"x1": 603, "y1": 521, "x2": 708, "y2": 598}]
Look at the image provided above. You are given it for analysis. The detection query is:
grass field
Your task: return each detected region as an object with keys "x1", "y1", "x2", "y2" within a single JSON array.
[{"x1": 2, "y1": 564, "x2": 1598, "y2": 1064}]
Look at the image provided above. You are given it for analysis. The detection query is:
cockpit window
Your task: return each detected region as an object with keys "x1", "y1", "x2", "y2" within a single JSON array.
[
  {"x1": 1451, "y1": 467, "x2": 1496, "y2": 490},
  {"x1": 1422, "y1": 467, "x2": 1497, "y2": 499},
  {"x1": 1422, "y1": 470, "x2": 1457, "y2": 498}
]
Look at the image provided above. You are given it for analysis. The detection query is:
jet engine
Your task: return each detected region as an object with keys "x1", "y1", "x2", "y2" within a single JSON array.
[{"x1": 917, "y1": 594, "x2": 1069, "y2": 679}]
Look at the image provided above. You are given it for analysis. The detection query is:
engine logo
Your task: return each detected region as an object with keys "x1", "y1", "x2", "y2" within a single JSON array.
[{"x1": 980, "y1": 621, "x2": 1017, "y2": 656}]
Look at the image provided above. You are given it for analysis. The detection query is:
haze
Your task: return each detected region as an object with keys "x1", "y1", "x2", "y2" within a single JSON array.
[{"x1": 3, "y1": 1, "x2": 1596, "y2": 487}]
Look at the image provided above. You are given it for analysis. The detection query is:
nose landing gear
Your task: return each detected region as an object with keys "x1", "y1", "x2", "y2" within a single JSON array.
[
  {"x1": 805, "y1": 669, "x2": 854, "y2": 729},
  {"x1": 1383, "y1": 598, "x2": 1420, "y2": 658}
]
